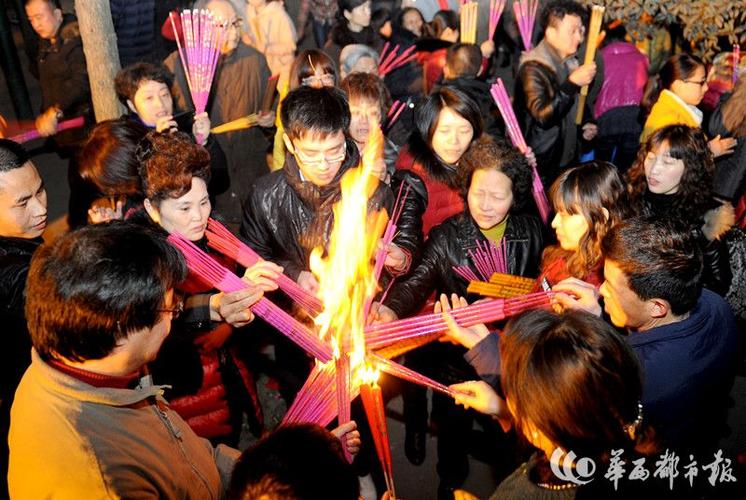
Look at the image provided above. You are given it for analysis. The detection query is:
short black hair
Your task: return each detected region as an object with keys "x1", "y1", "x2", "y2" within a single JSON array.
[
  {"x1": 0, "y1": 139, "x2": 30, "y2": 173},
  {"x1": 26, "y1": 222, "x2": 188, "y2": 362},
  {"x1": 228, "y1": 423, "x2": 360, "y2": 499},
  {"x1": 445, "y1": 43, "x2": 482, "y2": 79},
  {"x1": 540, "y1": 0, "x2": 588, "y2": 33},
  {"x1": 24, "y1": 0, "x2": 61, "y2": 9},
  {"x1": 114, "y1": 62, "x2": 174, "y2": 105},
  {"x1": 281, "y1": 86, "x2": 351, "y2": 140},
  {"x1": 339, "y1": 0, "x2": 367, "y2": 14},
  {"x1": 602, "y1": 217, "x2": 703, "y2": 316}
]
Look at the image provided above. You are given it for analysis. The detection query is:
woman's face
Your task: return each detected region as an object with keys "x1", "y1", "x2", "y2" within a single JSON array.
[
  {"x1": 644, "y1": 141, "x2": 685, "y2": 195},
  {"x1": 551, "y1": 208, "x2": 589, "y2": 251},
  {"x1": 349, "y1": 97, "x2": 382, "y2": 147},
  {"x1": 402, "y1": 10, "x2": 423, "y2": 37},
  {"x1": 345, "y1": 1, "x2": 372, "y2": 30},
  {"x1": 467, "y1": 169, "x2": 513, "y2": 230},
  {"x1": 430, "y1": 107, "x2": 474, "y2": 165},
  {"x1": 151, "y1": 178, "x2": 211, "y2": 241},
  {"x1": 671, "y1": 65, "x2": 708, "y2": 106},
  {"x1": 131, "y1": 80, "x2": 173, "y2": 127}
]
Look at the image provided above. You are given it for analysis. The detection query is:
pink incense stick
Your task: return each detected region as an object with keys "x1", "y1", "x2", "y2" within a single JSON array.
[
  {"x1": 369, "y1": 353, "x2": 455, "y2": 397},
  {"x1": 9, "y1": 116, "x2": 85, "y2": 144},
  {"x1": 364, "y1": 292, "x2": 552, "y2": 349},
  {"x1": 205, "y1": 218, "x2": 324, "y2": 315},
  {"x1": 335, "y1": 354, "x2": 353, "y2": 462},
  {"x1": 488, "y1": 0, "x2": 506, "y2": 41},
  {"x1": 490, "y1": 79, "x2": 550, "y2": 222},
  {"x1": 379, "y1": 45, "x2": 417, "y2": 76},
  {"x1": 167, "y1": 233, "x2": 333, "y2": 362},
  {"x1": 513, "y1": 0, "x2": 538, "y2": 51},
  {"x1": 734, "y1": 44, "x2": 741, "y2": 86}
]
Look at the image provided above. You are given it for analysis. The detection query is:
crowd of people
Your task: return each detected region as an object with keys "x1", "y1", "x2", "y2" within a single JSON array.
[{"x1": 1, "y1": 0, "x2": 745, "y2": 498}]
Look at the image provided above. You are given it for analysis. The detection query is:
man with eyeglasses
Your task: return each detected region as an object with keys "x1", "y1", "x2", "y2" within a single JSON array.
[
  {"x1": 240, "y1": 86, "x2": 392, "y2": 399},
  {"x1": 165, "y1": 0, "x2": 275, "y2": 225},
  {"x1": 7, "y1": 222, "x2": 260, "y2": 498}
]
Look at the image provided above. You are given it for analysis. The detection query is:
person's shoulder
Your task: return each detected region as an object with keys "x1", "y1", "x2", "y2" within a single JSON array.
[{"x1": 250, "y1": 170, "x2": 289, "y2": 199}]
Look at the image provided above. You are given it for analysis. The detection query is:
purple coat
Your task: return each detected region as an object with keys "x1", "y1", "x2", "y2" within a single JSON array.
[{"x1": 594, "y1": 42, "x2": 649, "y2": 119}]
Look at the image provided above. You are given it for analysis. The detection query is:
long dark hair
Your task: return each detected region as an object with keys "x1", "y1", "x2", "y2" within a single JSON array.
[
  {"x1": 545, "y1": 161, "x2": 629, "y2": 279},
  {"x1": 627, "y1": 125, "x2": 714, "y2": 220},
  {"x1": 409, "y1": 87, "x2": 483, "y2": 187}
]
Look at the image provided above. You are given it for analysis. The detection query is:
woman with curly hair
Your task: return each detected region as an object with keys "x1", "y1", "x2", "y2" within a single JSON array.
[
  {"x1": 382, "y1": 136, "x2": 544, "y2": 494},
  {"x1": 627, "y1": 124, "x2": 733, "y2": 295},
  {"x1": 539, "y1": 160, "x2": 629, "y2": 287},
  {"x1": 136, "y1": 131, "x2": 281, "y2": 445}
]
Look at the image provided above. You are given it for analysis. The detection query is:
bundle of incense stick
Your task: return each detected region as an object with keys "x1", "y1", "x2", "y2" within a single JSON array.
[
  {"x1": 364, "y1": 291, "x2": 552, "y2": 349},
  {"x1": 488, "y1": 0, "x2": 507, "y2": 41},
  {"x1": 513, "y1": 0, "x2": 539, "y2": 51},
  {"x1": 378, "y1": 44, "x2": 417, "y2": 77},
  {"x1": 734, "y1": 44, "x2": 741, "y2": 86},
  {"x1": 10, "y1": 116, "x2": 85, "y2": 143},
  {"x1": 384, "y1": 100, "x2": 407, "y2": 132},
  {"x1": 467, "y1": 273, "x2": 536, "y2": 298},
  {"x1": 359, "y1": 369, "x2": 395, "y2": 496},
  {"x1": 210, "y1": 114, "x2": 258, "y2": 134},
  {"x1": 369, "y1": 352, "x2": 455, "y2": 397},
  {"x1": 459, "y1": 239, "x2": 507, "y2": 282},
  {"x1": 373, "y1": 331, "x2": 443, "y2": 360},
  {"x1": 460, "y1": 2, "x2": 478, "y2": 45},
  {"x1": 283, "y1": 362, "x2": 339, "y2": 425},
  {"x1": 167, "y1": 233, "x2": 332, "y2": 362},
  {"x1": 575, "y1": 5, "x2": 605, "y2": 124},
  {"x1": 489, "y1": 79, "x2": 550, "y2": 222},
  {"x1": 372, "y1": 181, "x2": 411, "y2": 283},
  {"x1": 205, "y1": 218, "x2": 323, "y2": 316},
  {"x1": 169, "y1": 10, "x2": 226, "y2": 119},
  {"x1": 335, "y1": 353, "x2": 353, "y2": 462}
]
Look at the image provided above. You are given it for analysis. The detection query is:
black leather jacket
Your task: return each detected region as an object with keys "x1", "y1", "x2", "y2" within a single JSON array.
[
  {"x1": 385, "y1": 212, "x2": 545, "y2": 318},
  {"x1": 239, "y1": 144, "x2": 425, "y2": 281}
]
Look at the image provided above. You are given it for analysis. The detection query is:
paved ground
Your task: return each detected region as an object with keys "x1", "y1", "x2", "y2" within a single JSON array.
[{"x1": 2, "y1": 2, "x2": 746, "y2": 498}]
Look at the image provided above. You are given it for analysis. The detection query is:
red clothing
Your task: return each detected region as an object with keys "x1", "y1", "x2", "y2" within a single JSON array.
[
  {"x1": 538, "y1": 247, "x2": 604, "y2": 289},
  {"x1": 396, "y1": 147, "x2": 464, "y2": 237}
]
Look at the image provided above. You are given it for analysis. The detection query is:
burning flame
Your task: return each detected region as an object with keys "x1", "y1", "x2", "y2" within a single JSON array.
[
  {"x1": 359, "y1": 364, "x2": 381, "y2": 386},
  {"x1": 310, "y1": 127, "x2": 387, "y2": 373}
]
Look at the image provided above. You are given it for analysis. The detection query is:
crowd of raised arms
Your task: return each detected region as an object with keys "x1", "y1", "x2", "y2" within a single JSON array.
[{"x1": 1, "y1": 0, "x2": 745, "y2": 498}]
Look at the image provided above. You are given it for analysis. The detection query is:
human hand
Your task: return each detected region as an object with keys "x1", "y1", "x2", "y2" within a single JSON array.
[
  {"x1": 331, "y1": 421, "x2": 362, "y2": 457},
  {"x1": 551, "y1": 277, "x2": 602, "y2": 316},
  {"x1": 454, "y1": 490, "x2": 480, "y2": 500},
  {"x1": 87, "y1": 197, "x2": 124, "y2": 224},
  {"x1": 480, "y1": 40, "x2": 495, "y2": 59},
  {"x1": 211, "y1": 285, "x2": 264, "y2": 327},
  {"x1": 568, "y1": 62, "x2": 597, "y2": 87},
  {"x1": 194, "y1": 322, "x2": 233, "y2": 353},
  {"x1": 297, "y1": 270, "x2": 319, "y2": 296},
  {"x1": 257, "y1": 111, "x2": 275, "y2": 128},
  {"x1": 708, "y1": 135, "x2": 737, "y2": 158},
  {"x1": 435, "y1": 294, "x2": 489, "y2": 349},
  {"x1": 582, "y1": 123, "x2": 598, "y2": 141},
  {"x1": 192, "y1": 111, "x2": 211, "y2": 145},
  {"x1": 35, "y1": 107, "x2": 59, "y2": 137},
  {"x1": 155, "y1": 115, "x2": 178, "y2": 133},
  {"x1": 450, "y1": 380, "x2": 503, "y2": 416},
  {"x1": 243, "y1": 260, "x2": 283, "y2": 292},
  {"x1": 367, "y1": 301, "x2": 398, "y2": 325},
  {"x1": 382, "y1": 242, "x2": 408, "y2": 273}
]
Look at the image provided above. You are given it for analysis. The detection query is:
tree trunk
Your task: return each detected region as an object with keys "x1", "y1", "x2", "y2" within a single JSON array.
[{"x1": 74, "y1": 0, "x2": 124, "y2": 121}]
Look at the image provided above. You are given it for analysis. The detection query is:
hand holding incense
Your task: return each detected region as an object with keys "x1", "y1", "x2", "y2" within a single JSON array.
[
  {"x1": 10, "y1": 116, "x2": 85, "y2": 144},
  {"x1": 575, "y1": 5, "x2": 605, "y2": 124}
]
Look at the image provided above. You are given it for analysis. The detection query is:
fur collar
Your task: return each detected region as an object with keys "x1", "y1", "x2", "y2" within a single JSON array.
[{"x1": 702, "y1": 202, "x2": 735, "y2": 241}]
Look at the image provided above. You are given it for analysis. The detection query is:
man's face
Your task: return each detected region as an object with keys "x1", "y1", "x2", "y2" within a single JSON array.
[
  {"x1": 349, "y1": 98, "x2": 381, "y2": 146},
  {"x1": 0, "y1": 163, "x2": 48, "y2": 239},
  {"x1": 599, "y1": 259, "x2": 654, "y2": 330},
  {"x1": 25, "y1": 0, "x2": 63, "y2": 40},
  {"x1": 129, "y1": 80, "x2": 174, "y2": 128},
  {"x1": 545, "y1": 14, "x2": 585, "y2": 59},
  {"x1": 284, "y1": 130, "x2": 347, "y2": 187},
  {"x1": 206, "y1": 0, "x2": 241, "y2": 53}
]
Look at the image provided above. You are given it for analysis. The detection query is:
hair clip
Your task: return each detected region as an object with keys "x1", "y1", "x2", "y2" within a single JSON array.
[{"x1": 623, "y1": 401, "x2": 644, "y2": 440}]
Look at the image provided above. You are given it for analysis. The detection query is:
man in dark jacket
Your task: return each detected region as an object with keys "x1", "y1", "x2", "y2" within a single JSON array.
[
  {"x1": 0, "y1": 139, "x2": 47, "y2": 498},
  {"x1": 25, "y1": 0, "x2": 92, "y2": 228},
  {"x1": 513, "y1": 0, "x2": 598, "y2": 186}
]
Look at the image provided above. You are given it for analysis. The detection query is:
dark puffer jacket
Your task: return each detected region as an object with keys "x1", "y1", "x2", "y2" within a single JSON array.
[
  {"x1": 35, "y1": 15, "x2": 92, "y2": 146},
  {"x1": 110, "y1": 0, "x2": 155, "y2": 67},
  {"x1": 385, "y1": 211, "x2": 545, "y2": 318},
  {"x1": 240, "y1": 143, "x2": 403, "y2": 280}
]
